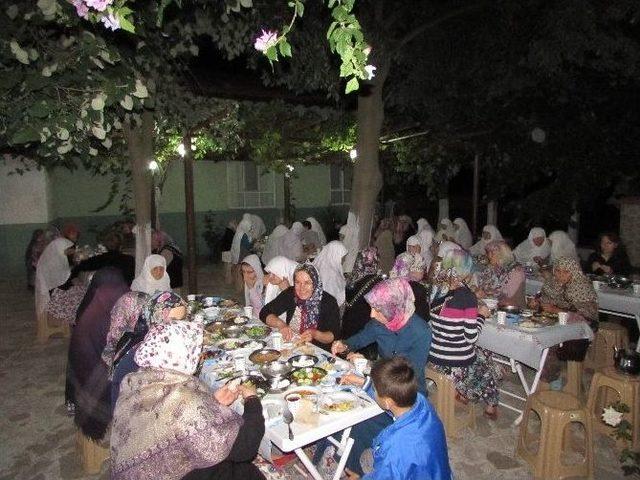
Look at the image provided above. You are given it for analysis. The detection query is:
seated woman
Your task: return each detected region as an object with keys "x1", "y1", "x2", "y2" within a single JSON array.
[
  {"x1": 230, "y1": 217, "x2": 254, "y2": 266},
  {"x1": 389, "y1": 252, "x2": 430, "y2": 321},
  {"x1": 586, "y1": 232, "x2": 631, "y2": 276},
  {"x1": 130, "y1": 254, "x2": 171, "y2": 295},
  {"x1": 531, "y1": 257, "x2": 598, "y2": 385},
  {"x1": 514, "y1": 227, "x2": 551, "y2": 266},
  {"x1": 35, "y1": 236, "x2": 77, "y2": 321},
  {"x1": 474, "y1": 240, "x2": 526, "y2": 308},
  {"x1": 469, "y1": 225, "x2": 503, "y2": 257},
  {"x1": 260, "y1": 263, "x2": 339, "y2": 349},
  {"x1": 70, "y1": 231, "x2": 135, "y2": 284},
  {"x1": 110, "y1": 291, "x2": 187, "y2": 407},
  {"x1": 278, "y1": 222, "x2": 305, "y2": 262},
  {"x1": 261, "y1": 225, "x2": 288, "y2": 265},
  {"x1": 66, "y1": 267, "x2": 129, "y2": 440},
  {"x1": 429, "y1": 250, "x2": 501, "y2": 420},
  {"x1": 111, "y1": 322, "x2": 265, "y2": 480},
  {"x1": 152, "y1": 230, "x2": 184, "y2": 289},
  {"x1": 330, "y1": 277, "x2": 431, "y2": 476},
  {"x1": 349, "y1": 357, "x2": 451, "y2": 480},
  {"x1": 313, "y1": 240, "x2": 348, "y2": 307},
  {"x1": 263, "y1": 256, "x2": 298, "y2": 305},
  {"x1": 241, "y1": 254, "x2": 264, "y2": 317},
  {"x1": 549, "y1": 230, "x2": 578, "y2": 264},
  {"x1": 452, "y1": 218, "x2": 473, "y2": 250},
  {"x1": 373, "y1": 219, "x2": 395, "y2": 275}
]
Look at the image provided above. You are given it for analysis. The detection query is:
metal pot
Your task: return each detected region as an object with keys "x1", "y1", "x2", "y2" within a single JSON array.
[{"x1": 614, "y1": 347, "x2": 640, "y2": 376}]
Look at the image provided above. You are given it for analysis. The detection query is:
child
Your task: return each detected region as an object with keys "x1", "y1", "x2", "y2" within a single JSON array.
[{"x1": 346, "y1": 357, "x2": 452, "y2": 480}]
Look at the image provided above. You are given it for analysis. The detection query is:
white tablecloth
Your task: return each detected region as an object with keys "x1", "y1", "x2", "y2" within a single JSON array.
[{"x1": 477, "y1": 319, "x2": 594, "y2": 370}]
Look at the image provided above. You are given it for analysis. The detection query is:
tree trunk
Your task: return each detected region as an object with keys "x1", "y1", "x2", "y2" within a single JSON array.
[
  {"x1": 438, "y1": 198, "x2": 450, "y2": 222},
  {"x1": 487, "y1": 200, "x2": 498, "y2": 226},
  {"x1": 350, "y1": 66, "x2": 388, "y2": 249},
  {"x1": 283, "y1": 174, "x2": 292, "y2": 226},
  {"x1": 183, "y1": 134, "x2": 197, "y2": 294},
  {"x1": 124, "y1": 111, "x2": 154, "y2": 275}
]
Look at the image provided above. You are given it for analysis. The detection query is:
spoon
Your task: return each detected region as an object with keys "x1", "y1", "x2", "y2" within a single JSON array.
[{"x1": 283, "y1": 406, "x2": 294, "y2": 440}]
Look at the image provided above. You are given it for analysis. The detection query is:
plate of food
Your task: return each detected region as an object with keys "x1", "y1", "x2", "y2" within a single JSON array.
[
  {"x1": 320, "y1": 391, "x2": 358, "y2": 413},
  {"x1": 245, "y1": 325, "x2": 272, "y2": 339},
  {"x1": 249, "y1": 348, "x2": 281, "y2": 365},
  {"x1": 223, "y1": 325, "x2": 244, "y2": 338},
  {"x1": 216, "y1": 339, "x2": 245, "y2": 351},
  {"x1": 241, "y1": 340, "x2": 266, "y2": 351},
  {"x1": 232, "y1": 316, "x2": 250, "y2": 326},
  {"x1": 220, "y1": 299, "x2": 239, "y2": 307},
  {"x1": 199, "y1": 348, "x2": 226, "y2": 362},
  {"x1": 226, "y1": 373, "x2": 269, "y2": 397},
  {"x1": 518, "y1": 320, "x2": 542, "y2": 332},
  {"x1": 318, "y1": 358, "x2": 351, "y2": 374},
  {"x1": 288, "y1": 355, "x2": 318, "y2": 368},
  {"x1": 284, "y1": 386, "x2": 320, "y2": 399},
  {"x1": 289, "y1": 367, "x2": 327, "y2": 386},
  {"x1": 221, "y1": 308, "x2": 243, "y2": 322}
]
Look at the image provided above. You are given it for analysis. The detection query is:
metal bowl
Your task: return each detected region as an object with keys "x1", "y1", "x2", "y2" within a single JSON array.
[
  {"x1": 498, "y1": 305, "x2": 521, "y2": 315},
  {"x1": 223, "y1": 325, "x2": 244, "y2": 338},
  {"x1": 609, "y1": 276, "x2": 633, "y2": 289},
  {"x1": 260, "y1": 360, "x2": 292, "y2": 378},
  {"x1": 287, "y1": 354, "x2": 319, "y2": 369},
  {"x1": 203, "y1": 306, "x2": 221, "y2": 321},
  {"x1": 614, "y1": 348, "x2": 640, "y2": 376},
  {"x1": 241, "y1": 339, "x2": 267, "y2": 351},
  {"x1": 249, "y1": 349, "x2": 282, "y2": 365},
  {"x1": 231, "y1": 316, "x2": 250, "y2": 326}
]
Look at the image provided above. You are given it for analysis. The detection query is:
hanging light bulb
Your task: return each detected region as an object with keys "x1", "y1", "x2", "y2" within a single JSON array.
[{"x1": 177, "y1": 143, "x2": 186, "y2": 157}]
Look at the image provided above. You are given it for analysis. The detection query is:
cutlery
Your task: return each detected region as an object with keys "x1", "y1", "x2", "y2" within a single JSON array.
[{"x1": 283, "y1": 406, "x2": 294, "y2": 440}]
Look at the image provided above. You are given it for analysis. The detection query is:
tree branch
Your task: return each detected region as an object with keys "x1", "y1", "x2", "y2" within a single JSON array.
[{"x1": 391, "y1": 2, "x2": 494, "y2": 59}]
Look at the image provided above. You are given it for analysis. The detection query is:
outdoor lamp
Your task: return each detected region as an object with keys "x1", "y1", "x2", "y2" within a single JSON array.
[
  {"x1": 349, "y1": 149, "x2": 357, "y2": 160},
  {"x1": 148, "y1": 160, "x2": 159, "y2": 171}
]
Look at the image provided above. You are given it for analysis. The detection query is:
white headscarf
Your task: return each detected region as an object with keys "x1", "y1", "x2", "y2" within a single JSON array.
[
  {"x1": 241, "y1": 254, "x2": 264, "y2": 309},
  {"x1": 306, "y1": 217, "x2": 327, "y2": 246},
  {"x1": 248, "y1": 214, "x2": 266, "y2": 239},
  {"x1": 453, "y1": 218, "x2": 473, "y2": 249},
  {"x1": 34, "y1": 237, "x2": 73, "y2": 316},
  {"x1": 278, "y1": 222, "x2": 304, "y2": 261},
  {"x1": 261, "y1": 225, "x2": 288, "y2": 265},
  {"x1": 230, "y1": 217, "x2": 253, "y2": 264},
  {"x1": 313, "y1": 240, "x2": 347, "y2": 306},
  {"x1": 514, "y1": 227, "x2": 551, "y2": 264},
  {"x1": 131, "y1": 254, "x2": 171, "y2": 295},
  {"x1": 338, "y1": 212, "x2": 360, "y2": 273},
  {"x1": 264, "y1": 256, "x2": 298, "y2": 305},
  {"x1": 549, "y1": 230, "x2": 578, "y2": 263},
  {"x1": 437, "y1": 240, "x2": 463, "y2": 259},
  {"x1": 417, "y1": 229, "x2": 434, "y2": 266},
  {"x1": 434, "y1": 218, "x2": 455, "y2": 243},
  {"x1": 470, "y1": 224, "x2": 503, "y2": 256},
  {"x1": 416, "y1": 218, "x2": 434, "y2": 235}
]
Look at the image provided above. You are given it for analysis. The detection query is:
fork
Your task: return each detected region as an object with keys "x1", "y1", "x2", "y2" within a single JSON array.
[{"x1": 283, "y1": 406, "x2": 294, "y2": 440}]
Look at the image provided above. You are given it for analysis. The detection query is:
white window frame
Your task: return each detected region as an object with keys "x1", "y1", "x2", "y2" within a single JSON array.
[
  {"x1": 226, "y1": 161, "x2": 276, "y2": 209},
  {"x1": 330, "y1": 161, "x2": 352, "y2": 206}
]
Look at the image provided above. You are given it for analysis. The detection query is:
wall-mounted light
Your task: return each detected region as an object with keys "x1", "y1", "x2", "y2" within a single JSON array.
[
  {"x1": 148, "y1": 160, "x2": 159, "y2": 171},
  {"x1": 349, "y1": 149, "x2": 358, "y2": 160},
  {"x1": 177, "y1": 143, "x2": 186, "y2": 157}
]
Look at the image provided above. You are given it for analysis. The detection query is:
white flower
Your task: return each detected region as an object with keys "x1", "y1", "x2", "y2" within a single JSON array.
[
  {"x1": 602, "y1": 406, "x2": 623, "y2": 427},
  {"x1": 364, "y1": 64, "x2": 376, "y2": 80},
  {"x1": 132, "y1": 79, "x2": 148, "y2": 98},
  {"x1": 91, "y1": 94, "x2": 106, "y2": 111},
  {"x1": 120, "y1": 95, "x2": 133, "y2": 110},
  {"x1": 531, "y1": 127, "x2": 546, "y2": 143}
]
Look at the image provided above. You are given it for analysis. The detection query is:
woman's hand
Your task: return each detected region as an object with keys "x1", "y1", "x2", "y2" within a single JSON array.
[
  {"x1": 299, "y1": 329, "x2": 316, "y2": 343},
  {"x1": 214, "y1": 386, "x2": 238, "y2": 406},
  {"x1": 279, "y1": 325, "x2": 294, "y2": 342},
  {"x1": 237, "y1": 383, "x2": 257, "y2": 399},
  {"x1": 340, "y1": 373, "x2": 365, "y2": 387},
  {"x1": 346, "y1": 352, "x2": 364, "y2": 362},
  {"x1": 478, "y1": 305, "x2": 491, "y2": 318},
  {"x1": 591, "y1": 262, "x2": 601, "y2": 272},
  {"x1": 331, "y1": 340, "x2": 348, "y2": 356}
]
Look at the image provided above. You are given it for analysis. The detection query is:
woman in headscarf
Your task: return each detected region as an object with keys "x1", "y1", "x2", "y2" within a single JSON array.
[
  {"x1": 330, "y1": 277, "x2": 432, "y2": 476},
  {"x1": 130, "y1": 254, "x2": 171, "y2": 295},
  {"x1": 470, "y1": 225, "x2": 503, "y2": 257},
  {"x1": 453, "y1": 218, "x2": 473, "y2": 250},
  {"x1": 548, "y1": 230, "x2": 578, "y2": 264},
  {"x1": 392, "y1": 215, "x2": 415, "y2": 256},
  {"x1": 417, "y1": 218, "x2": 434, "y2": 235},
  {"x1": 152, "y1": 230, "x2": 184, "y2": 289},
  {"x1": 513, "y1": 227, "x2": 551, "y2": 266},
  {"x1": 111, "y1": 321, "x2": 265, "y2": 480},
  {"x1": 261, "y1": 224, "x2": 288, "y2": 265},
  {"x1": 531, "y1": 257, "x2": 598, "y2": 385},
  {"x1": 25, "y1": 229, "x2": 46, "y2": 291},
  {"x1": 429, "y1": 250, "x2": 501, "y2": 420},
  {"x1": 434, "y1": 218, "x2": 455, "y2": 243},
  {"x1": 241, "y1": 254, "x2": 264, "y2": 317},
  {"x1": 374, "y1": 218, "x2": 396, "y2": 275},
  {"x1": 248, "y1": 213, "x2": 267, "y2": 240},
  {"x1": 586, "y1": 232, "x2": 632, "y2": 276},
  {"x1": 263, "y1": 256, "x2": 298, "y2": 306},
  {"x1": 474, "y1": 240, "x2": 526, "y2": 308},
  {"x1": 66, "y1": 267, "x2": 129, "y2": 440},
  {"x1": 389, "y1": 252, "x2": 431, "y2": 321},
  {"x1": 278, "y1": 222, "x2": 304, "y2": 262},
  {"x1": 230, "y1": 216, "x2": 254, "y2": 265},
  {"x1": 110, "y1": 291, "x2": 187, "y2": 407},
  {"x1": 260, "y1": 263, "x2": 340, "y2": 350},
  {"x1": 34, "y1": 236, "x2": 75, "y2": 318},
  {"x1": 417, "y1": 229, "x2": 434, "y2": 268},
  {"x1": 338, "y1": 212, "x2": 360, "y2": 273},
  {"x1": 306, "y1": 217, "x2": 327, "y2": 246},
  {"x1": 312, "y1": 240, "x2": 347, "y2": 306},
  {"x1": 426, "y1": 241, "x2": 463, "y2": 301}
]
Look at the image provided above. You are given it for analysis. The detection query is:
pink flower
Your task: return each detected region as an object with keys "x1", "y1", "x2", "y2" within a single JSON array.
[
  {"x1": 85, "y1": 0, "x2": 112, "y2": 12},
  {"x1": 72, "y1": 0, "x2": 89, "y2": 18},
  {"x1": 254, "y1": 29, "x2": 278, "y2": 52},
  {"x1": 100, "y1": 12, "x2": 120, "y2": 30}
]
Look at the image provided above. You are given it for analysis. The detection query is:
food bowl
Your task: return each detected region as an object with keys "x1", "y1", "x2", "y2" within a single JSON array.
[
  {"x1": 288, "y1": 355, "x2": 318, "y2": 369},
  {"x1": 260, "y1": 361, "x2": 292, "y2": 384},
  {"x1": 289, "y1": 367, "x2": 327, "y2": 386},
  {"x1": 244, "y1": 325, "x2": 272, "y2": 339},
  {"x1": 241, "y1": 340, "x2": 267, "y2": 351},
  {"x1": 497, "y1": 305, "x2": 521, "y2": 315},
  {"x1": 482, "y1": 298, "x2": 499, "y2": 310},
  {"x1": 223, "y1": 325, "x2": 245, "y2": 338},
  {"x1": 203, "y1": 306, "x2": 221, "y2": 321},
  {"x1": 614, "y1": 347, "x2": 640, "y2": 376},
  {"x1": 249, "y1": 349, "x2": 282, "y2": 365},
  {"x1": 231, "y1": 316, "x2": 250, "y2": 326}
]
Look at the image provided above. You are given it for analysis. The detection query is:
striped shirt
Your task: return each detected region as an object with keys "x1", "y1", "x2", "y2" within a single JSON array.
[{"x1": 428, "y1": 287, "x2": 485, "y2": 368}]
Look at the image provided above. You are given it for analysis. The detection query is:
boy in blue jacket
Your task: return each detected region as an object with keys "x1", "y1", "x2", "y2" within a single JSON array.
[{"x1": 345, "y1": 357, "x2": 452, "y2": 480}]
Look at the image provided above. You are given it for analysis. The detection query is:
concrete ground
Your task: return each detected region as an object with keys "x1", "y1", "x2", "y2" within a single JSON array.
[{"x1": 0, "y1": 263, "x2": 627, "y2": 480}]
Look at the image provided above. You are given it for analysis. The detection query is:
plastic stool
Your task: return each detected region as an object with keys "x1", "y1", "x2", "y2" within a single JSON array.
[
  {"x1": 585, "y1": 323, "x2": 629, "y2": 371},
  {"x1": 36, "y1": 311, "x2": 70, "y2": 343},
  {"x1": 516, "y1": 390, "x2": 594, "y2": 479},
  {"x1": 426, "y1": 367, "x2": 476, "y2": 439},
  {"x1": 586, "y1": 366, "x2": 640, "y2": 451},
  {"x1": 76, "y1": 430, "x2": 109, "y2": 474},
  {"x1": 564, "y1": 360, "x2": 585, "y2": 401}
]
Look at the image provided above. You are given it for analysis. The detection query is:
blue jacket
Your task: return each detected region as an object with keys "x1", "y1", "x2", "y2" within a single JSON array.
[
  {"x1": 345, "y1": 314, "x2": 431, "y2": 394},
  {"x1": 363, "y1": 394, "x2": 451, "y2": 480}
]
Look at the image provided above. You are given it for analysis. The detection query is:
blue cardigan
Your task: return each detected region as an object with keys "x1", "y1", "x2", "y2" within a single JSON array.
[
  {"x1": 344, "y1": 314, "x2": 431, "y2": 394},
  {"x1": 363, "y1": 393, "x2": 452, "y2": 480}
]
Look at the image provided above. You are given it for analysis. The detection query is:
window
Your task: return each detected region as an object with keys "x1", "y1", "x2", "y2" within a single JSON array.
[
  {"x1": 227, "y1": 161, "x2": 275, "y2": 209},
  {"x1": 330, "y1": 162, "x2": 352, "y2": 205}
]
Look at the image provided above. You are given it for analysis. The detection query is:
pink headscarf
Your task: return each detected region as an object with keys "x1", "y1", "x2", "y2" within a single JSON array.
[{"x1": 364, "y1": 277, "x2": 416, "y2": 332}]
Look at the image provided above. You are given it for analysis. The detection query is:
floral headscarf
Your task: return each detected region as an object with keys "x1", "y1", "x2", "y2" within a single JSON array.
[
  {"x1": 437, "y1": 249, "x2": 474, "y2": 284},
  {"x1": 390, "y1": 252, "x2": 425, "y2": 279},
  {"x1": 542, "y1": 257, "x2": 598, "y2": 324},
  {"x1": 476, "y1": 240, "x2": 519, "y2": 296},
  {"x1": 135, "y1": 321, "x2": 204, "y2": 375},
  {"x1": 294, "y1": 263, "x2": 324, "y2": 332},
  {"x1": 142, "y1": 291, "x2": 187, "y2": 325},
  {"x1": 364, "y1": 277, "x2": 416, "y2": 332},
  {"x1": 348, "y1": 247, "x2": 381, "y2": 288},
  {"x1": 102, "y1": 291, "x2": 149, "y2": 367}
]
